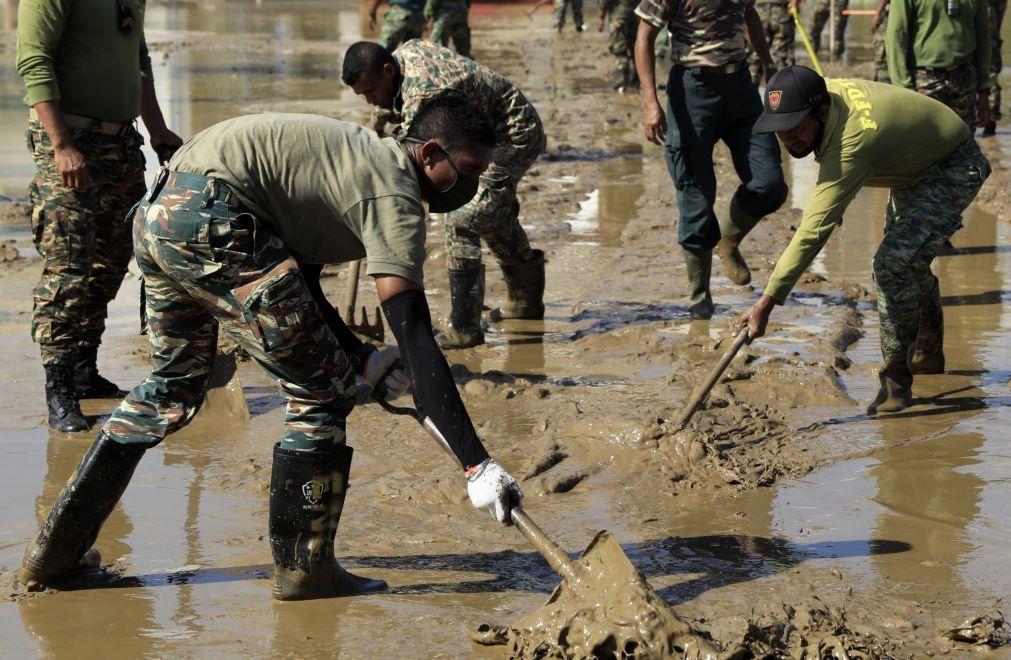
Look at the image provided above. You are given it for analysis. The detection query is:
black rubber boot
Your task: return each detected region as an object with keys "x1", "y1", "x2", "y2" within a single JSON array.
[
  {"x1": 981, "y1": 120, "x2": 996, "y2": 137},
  {"x1": 438, "y1": 264, "x2": 485, "y2": 349},
  {"x1": 19, "y1": 432, "x2": 145, "y2": 590},
  {"x1": 44, "y1": 363, "x2": 89, "y2": 432},
  {"x1": 497, "y1": 249, "x2": 546, "y2": 320},
  {"x1": 74, "y1": 347, "x2": 126, "y2": 399},
  {"x1": 682, "y1": 248, "x2": 715, "y2": 320},
  {"x1": 866, "y1": 373, "x2": 913, "y2": 414},
  {"x1": 270, "y1": 443, "x2": 387, "y2": 601},
  {"x1": 910, "y1": 276, "x2": 945, "y2": 375}
]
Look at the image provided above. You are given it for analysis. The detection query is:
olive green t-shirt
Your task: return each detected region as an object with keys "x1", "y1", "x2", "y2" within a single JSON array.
[
  {"x1": 170, "y1": 113, "x2": 428, "y2": 286},
  {"x1": 765, "y1": 79, "x2": 970, "y2": 303}
]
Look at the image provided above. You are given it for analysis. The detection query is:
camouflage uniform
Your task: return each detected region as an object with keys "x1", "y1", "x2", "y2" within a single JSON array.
[
  {"x1": 378, "y1": 2, "x2": 426, "y2": 51},
  {"x1": 875, "y1": 138, "x2": 990, "y2": 389},
  {"x1": 27, "y1": 119, "x2": 147, "y2": 365},
  {"x1": 809, "y1": 0, "x2": 849, "y2": 58},
  {"x1": 872, "y1": 2, "x2": 890, "y2": 83},
  {"x1": 600, "y1": 0, "x2": 640, "y2": 90},
  {"x1": 553, "y1": 0, "x2": 584, "y2": 31},
  {"x1": 105, "y1": 171, "x2": 356, "y2": 451},
  {"x1": 382, "y1": 40, "x2": 545, "y2": 272},
  {"x1": 915, "y1": 62, "x2": 979, "y2": 127},
  {"x1": 987, "y1": 0, "x2": 1006, "y2": 124},
  {"x1": 749, "y1": 1, "x2": 796, "y2": 87},
  {"x1": 426, "y1": 0, "x2": 471, "y2": 57}
]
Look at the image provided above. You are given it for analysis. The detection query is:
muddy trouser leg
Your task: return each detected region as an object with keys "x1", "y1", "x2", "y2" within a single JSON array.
[
  {"x1": 989, "y1": 1, "x2": 1004, "y2": 122},
  {"x1": 832, "y1": 0, "x2": 849, "y2": 57},
  {"x1": 572, "y1": 0, "x2": 583, "y2": 26},
  {"x1": 378, "y1": 6, "x2": 424, "y2": 50},
  {"x1": 452, "y1": 13, "x2": 472, "y2": 57},
  {"x1": 873, "y1": 139, "x2": 991, "y2": 389},
  {"x1": 429, "y1": 14, "x2": 451, "y2": 47},
  {"x1": 873, "y1": 6, "x2": 890, "y2": 83},
  {"x1": 608, "y1": 8, "x2": 636, "y2": 89},
  {"x1": 552, "y1": 0, "x2": 567, "y2": 28},
  {"x1": 808, "y1": 0, "x2": 829, "y2": 52}
]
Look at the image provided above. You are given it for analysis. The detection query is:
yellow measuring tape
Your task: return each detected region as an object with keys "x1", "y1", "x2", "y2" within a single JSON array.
[{"x1": 790, "y1": 6, "x2": 824, "y2": 76}]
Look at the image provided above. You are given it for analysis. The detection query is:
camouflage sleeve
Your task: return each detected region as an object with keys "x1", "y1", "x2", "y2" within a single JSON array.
[
  {"x1": 139, "y1": 33, "x2": 153, "y2": 80},
  {"x1": 634, "y1": 0, "x2": 669, "y2": 29},
  {"x1": 974, "y1": 0, "x2": 992, "y2": 92},
  {"x1": 15, "y1": 0, "x2": 71, "y2": 106}
]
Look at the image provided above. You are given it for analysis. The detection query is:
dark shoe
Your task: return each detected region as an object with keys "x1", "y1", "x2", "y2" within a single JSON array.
[
  {"x1": 270, "y1": 443, "x2": 387, "y2": 601},
  {"x1": 866, "y1": 374, "x2": 913, "y2": 414},
  {"x1": 44, "y1": 363, "x2": 89, "y2": 432},
  {"x1": 910, "y1": 276, "x2": 945, "y2": 374},
  {"x1": 438, "y1": 264, "x2": 485, "y2": 349},
  {"x1": 981, "y1": 121, "x2": 996, "y2": 137},
  {"x1": 683, "y1": 248, "x2": 714, "y2": 320},
  {"x1": 75, "y1": 347, "x2": 126, "y2": 399},
  {"x1": 496, "y1": 249, "x2": 546, "y2": 320},
  {"x1": 19, "y1": 432, "x2": 145, "y2": 590}
]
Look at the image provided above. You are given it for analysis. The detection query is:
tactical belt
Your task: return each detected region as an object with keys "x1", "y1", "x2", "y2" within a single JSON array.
[
  {"x1": 28, "y1": 108, "x2": 133, "y2": 136},
  {"x1": 678, "y1": 60, "x2": 748, "y2": 76},
  {"x1": 917, "y1": 61, "x2": 970, "y2": 75}
]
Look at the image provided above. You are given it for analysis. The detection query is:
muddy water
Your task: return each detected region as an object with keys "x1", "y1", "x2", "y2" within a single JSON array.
[{"x1": 2, "y1": 0, "x2": 1011, "y2": 656}]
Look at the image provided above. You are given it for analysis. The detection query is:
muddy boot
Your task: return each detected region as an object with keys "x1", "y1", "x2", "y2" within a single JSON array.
[
  {"x1": 74, "y1": 347, "x2": 126, "y2": 399},
  {"x1": 19, "y1": 432, "x2": 145, "y2": 590},
  {"x1": 866, "y1": 373, "x2": 913, "y2": 414},
  {"x1": 497, "y1": 250, "x2": 546, "y2": 320},
  {"x1": 44, "y1": 363, "x2": 89, "y2": 433},
  {"x1": 683, "y1": 248, "x2": 714, "y2": 320},
  {"x1": 981, "y1": 120, "x2": 996, "y2": 137},
  {"x1": 270, "y1": 443, "x2": 387, "y2": 601},
  {"x1": 438, "y1": 264, "x2": 485, "y2": 349},
  {"x1": 910, "y1": 277, "x2": 945, "y2": 375},
  {"x1": 714, "y1": 199, "x2": 759, "y2": 286}
]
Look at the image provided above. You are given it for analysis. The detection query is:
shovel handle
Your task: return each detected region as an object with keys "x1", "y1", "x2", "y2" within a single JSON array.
[
  {"x1": 675, "y1": 328, "x2": 751, "y2": 428},
  {"x1": 510, "y1": 507, "x2": 579, "y2": 584},
  {"x1": 344, "y1": 259, "x2": 362, "y2": 321}
]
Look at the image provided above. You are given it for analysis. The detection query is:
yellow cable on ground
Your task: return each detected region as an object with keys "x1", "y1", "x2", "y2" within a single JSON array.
[{"x1": 790, "y1": 6, "x2": 824, "y2": 76}]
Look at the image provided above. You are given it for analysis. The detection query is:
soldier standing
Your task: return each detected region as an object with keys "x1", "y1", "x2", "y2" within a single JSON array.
[
  {"x1": 871, "y1": 0, "x2": 890, "y2": 83},
  {"x1": 426, "y1": 0, "x2": 471, "y2": 57},
  {"x1": 19, "y1": 99, "x2": 525, "y2": 599},
  {"x1": 370, "y1": 0, "x2": 426, "y2": 51},
  {"x1": 982, "y1": 0, "x2": 1005, "y2": 135},
  {"x1": 749, "y1": 0, "x2": 800, "y2": 87},
  {"x1": 16, "y1": 0, "x2": 182, "y2": 432},
  {"x1": 598, "y1": 0, "x2": 640, "y2": 92},
  {"x1": 553, "y1": 0, "x2": 584, "y2": 33},
  {"x1": 887, "y1": 0, "x2": 991, "y2": 127},
  {"x1": 738, "y1": 67, "x2": 991, "y2": 414},
  {"x1": 634, "y1": 0, "x2": 788, "y2": 319},
  {"x1": 808, "y1": 0, "x2": 848, "y2": 59},
  {"x1": 343, "y1": 41, "x2": 547, "y2": 349}
]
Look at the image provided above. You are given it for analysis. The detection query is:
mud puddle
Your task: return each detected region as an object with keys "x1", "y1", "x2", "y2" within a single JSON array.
[{"x1": 1, "y1": 0, "x2": 1011, "y2": 656}]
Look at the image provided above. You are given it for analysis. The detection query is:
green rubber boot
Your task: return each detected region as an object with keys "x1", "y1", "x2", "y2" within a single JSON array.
[
  {"x1": 910, "y1": 276, "x2": 945, "y2": 375},
  {"x1": 683, "y1": 248, "x2": 715, "y2": 320},
  {"x1": 497, "y1": 249, "x2": 546, "y2": 320},
  {"x1": 438, "y1": 264, "x2": 485, "y2": 349},
  {"x1": 714, "y1": 198, "x2": 760, "y2": 286},
  {"x1": 866, "y1": 373, "x2": 913, "y2": 414}
]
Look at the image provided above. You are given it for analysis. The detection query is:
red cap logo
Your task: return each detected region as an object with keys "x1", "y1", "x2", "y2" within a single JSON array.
[{"x1": 769, "y1": 90, "x2": 782, "y2": 111}]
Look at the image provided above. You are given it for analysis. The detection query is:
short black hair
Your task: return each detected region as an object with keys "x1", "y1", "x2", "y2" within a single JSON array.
[
  {"x1": 341, "y1": 41, "x2": 395, "y2": 86},
  {"x1": 406, "y1": 97, "x2": 496, "y2": 153}
]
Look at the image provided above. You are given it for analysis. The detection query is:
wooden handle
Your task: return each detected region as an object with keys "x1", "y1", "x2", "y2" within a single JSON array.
[
  {"x1": 675, "y1": 329, "x2": 751, "y2": 428},
  {"x1": 510, "y1": 507, "x2": 579, "y2": 585},
  {"x1": 343, "y1": 260, "x2": 362, "y2": 321}
]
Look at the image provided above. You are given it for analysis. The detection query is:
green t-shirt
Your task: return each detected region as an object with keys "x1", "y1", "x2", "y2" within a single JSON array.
[
  {"x1": 765, "y1": 79, "x2": 970, "y2": 303},
  {"x1": 170, "y1": 114, "x2": 428, "y2": 286},
  {"x1": 16, "y1": 0, "x2": 153, "y2": 122}
]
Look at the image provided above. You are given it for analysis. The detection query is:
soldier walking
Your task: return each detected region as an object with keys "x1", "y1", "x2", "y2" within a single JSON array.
[
  {"x1": 16, "y1": 0, "x2": 181, "y2": 432},
  {"x1": 808, "y1": 0, "x2": 849, "y2": 59},
  {"x1": 19, "y1": 99, "x2": 525, "y2": 599},
  {"x1": 598, "y1": 0, "x2": 640, "y2": 92},
  {"x1": 634, "y1": 0, "x2": 788, "y2": 319},
  {"x1": 887, "y1": 0, "x2": 991, "y2": 128},
  {"x1": 553, "y1": 0, "x2": 584, "y2": 32},
  {"x1": 982, "y1": 0, "x2": 1005, "y2": 135},
  {"x1": 738, "y1": 67, "x2": 991, "y2": 414},
  {"x1": 426, "y1": 0, "x2": 471, "y2": 57},
  {"x1": 343, "y1": 41, "x2": 547, "y2": 349},
  {"x1": 749, "y1": 0, "x2": 800, "y2": 88},
  {"x1": 871, "y1": 0, "x2": 890, "y2": 83},
  {"x1": 370, "y1": 0, "x2": 426, "y2": 51}
]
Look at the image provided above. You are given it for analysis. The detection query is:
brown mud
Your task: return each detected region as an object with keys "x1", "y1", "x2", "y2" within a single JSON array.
[{"x1": 1, "y1": 0, "x2": 1010, "y2": 657}]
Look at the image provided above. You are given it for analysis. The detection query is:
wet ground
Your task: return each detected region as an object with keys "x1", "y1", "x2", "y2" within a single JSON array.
[{"x1": 1, "y1": 0, "x2": 1010, "y2": 656}]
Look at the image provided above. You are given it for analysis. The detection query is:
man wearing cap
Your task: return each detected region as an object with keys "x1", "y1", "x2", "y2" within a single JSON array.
[
  {"x1": 737, "y1": 66, "x2": 991, "y2": 414},
  {"x1": 634, "y1": 0, "x2": 788, "y2": 320}
]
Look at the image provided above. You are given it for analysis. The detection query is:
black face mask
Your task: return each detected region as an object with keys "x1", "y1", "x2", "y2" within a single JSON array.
[{"x1": 404, "y1": 138, "x2": 481, "y2": 213}]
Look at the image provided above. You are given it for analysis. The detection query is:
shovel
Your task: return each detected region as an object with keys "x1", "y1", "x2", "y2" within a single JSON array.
[
  {"x1": 790, "y1": 6, "x2": 824, "y2": 75},
  {"x1": 343, "y1": 259, "x2": 384, "y2": 342},
  {"x1": 674, "y1": 327, "x2": 751, "y2": 428}
]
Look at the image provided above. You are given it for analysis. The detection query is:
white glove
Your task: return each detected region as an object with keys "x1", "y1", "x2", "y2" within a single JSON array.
[
  {"x1": 466, "y1": 459, "x2": 523, "y2": 525},
  {"x1": 356, "y1": 345, "x2": 411, "y2": 404}
]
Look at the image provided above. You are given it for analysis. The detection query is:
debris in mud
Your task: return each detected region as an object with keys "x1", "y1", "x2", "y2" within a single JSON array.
[
  {"x1": 539, "y1": 470, "x2": 588, "y2": 495},
  {"x1": 941, "y1": 601, "x2": 1010, "y2": 649},
  {"x1": 523, "y1": 441, "x2": 569, "y2": 480}
]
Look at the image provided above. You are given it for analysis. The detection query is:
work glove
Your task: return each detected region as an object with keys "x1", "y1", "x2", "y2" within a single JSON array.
[
  {"x1": 466, "y1": 459, "x2": 523, "y2": 525},
  {"x1": 354, "y1": 345, "x2": 411, "y2": 404}
]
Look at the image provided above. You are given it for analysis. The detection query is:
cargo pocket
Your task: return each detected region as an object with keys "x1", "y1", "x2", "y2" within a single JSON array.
[{"x1": 235, "y1": 259, "x2": 318, "y2": 353}]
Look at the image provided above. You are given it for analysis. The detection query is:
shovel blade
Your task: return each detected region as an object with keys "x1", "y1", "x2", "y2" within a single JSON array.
[{"x1": 544, "y1": 530, "x2": 641, "y2": 606}]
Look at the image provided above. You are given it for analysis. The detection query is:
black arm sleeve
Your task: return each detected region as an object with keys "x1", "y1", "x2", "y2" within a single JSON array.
[
  {"x1": 381, "y1": 289, "x2": 491, "y2": 469},
  {"x1": 300, "y1": 262, "x2": 366, "y2": 361}
]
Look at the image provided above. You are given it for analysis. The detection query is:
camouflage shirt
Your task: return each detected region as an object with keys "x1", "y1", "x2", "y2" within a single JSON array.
[
  {"x1": 635, "y1": 0, "x2": 755, "y2": 67},
  {"x1": 381, "y1": 40, "x2": 543, "y2": 161}
]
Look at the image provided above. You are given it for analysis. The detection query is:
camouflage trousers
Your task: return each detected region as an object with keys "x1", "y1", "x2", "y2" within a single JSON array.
[
  {"x1": 809, "y1": 0, "x2": 848, "y2": 58},
  {"x1": 607, "y1": 3, "x2": 639, "y2": 90},
  {"x1": 445, "y1": 125, "x2": 547, "y2": 271},
  {"x1": 27, "y1": 119, "x2": 147, "y2": 366},
  {"x1": 429, "y1": 2, "x2": 471, "y2": 57},
  {"x1": 748, "y1": 3, "x2": 795, "y2": 87},
  {"x1": 378, "y1": 5, "x2": 425, "y2": 51},
  {"x1": 988, "y1": 0, "x2": 1006, "y2": 123},
  {"x1": 915, "y1": 61, "x2": 979, "y2": 127},
  {"x1": 872, "y1": 5, "x2": 890, "y2": 83},
  {"x1": 874, "y1": 138, "x2": 990, "y2": 387},
  {"x1": 103, "y1": 170, "x2": 357, "y2": 451},
  {"x1": 552, "y1": 0, "x2": 583, "y2": 30}
]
